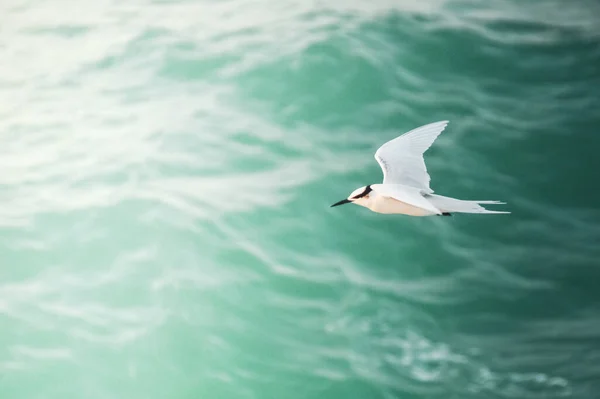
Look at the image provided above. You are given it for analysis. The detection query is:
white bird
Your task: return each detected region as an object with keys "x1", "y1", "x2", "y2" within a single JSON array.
[{"x1": 330, "y1": 121, "x2": 509, "y2": 216}]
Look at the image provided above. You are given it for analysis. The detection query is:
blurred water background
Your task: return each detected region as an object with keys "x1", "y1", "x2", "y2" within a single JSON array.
[{"x1": 1, "y1": 0, "x2": 600, "y2": 398}]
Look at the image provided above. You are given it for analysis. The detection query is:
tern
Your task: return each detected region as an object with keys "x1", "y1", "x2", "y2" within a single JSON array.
[{"x1": 330, "y1": 121, "x2": 509, "y2": 216}]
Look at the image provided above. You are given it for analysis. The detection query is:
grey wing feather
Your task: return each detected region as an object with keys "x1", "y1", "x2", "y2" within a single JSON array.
[{"x1": 374, "y1": 121, "x2": 449, "y2": 192}]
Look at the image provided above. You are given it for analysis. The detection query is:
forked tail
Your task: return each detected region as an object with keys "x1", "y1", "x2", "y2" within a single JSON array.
[{"x1": 426, "y1": 194, "x2": 510, "y2": 214}]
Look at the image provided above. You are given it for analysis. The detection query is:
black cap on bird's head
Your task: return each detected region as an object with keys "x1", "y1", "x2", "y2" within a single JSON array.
[{"x1": 330, "y1": 185, "x2": 372, "y2": 208}]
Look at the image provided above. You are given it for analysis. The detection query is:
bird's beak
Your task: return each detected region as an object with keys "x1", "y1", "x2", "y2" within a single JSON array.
[{"x1": 330, "y1": 198, "x2": 351, "y2": 208}]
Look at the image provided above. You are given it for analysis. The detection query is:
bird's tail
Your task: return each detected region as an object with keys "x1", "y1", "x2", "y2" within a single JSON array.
[{"x1": 426, "y1": 194, "x2": 510, "y2": 214}]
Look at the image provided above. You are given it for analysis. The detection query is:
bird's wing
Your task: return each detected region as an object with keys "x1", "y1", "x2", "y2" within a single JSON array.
[
  {"x1": 374, "y1": 121, "x2": 449, "y2": 192},
  {"x1": 372, "y1": 184, "x2": 442, "y2": 215}
]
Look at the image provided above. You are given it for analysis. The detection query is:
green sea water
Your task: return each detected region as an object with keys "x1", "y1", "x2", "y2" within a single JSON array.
[{"x1": 2, "y1": 1, "x2": 600, "y2": 398}]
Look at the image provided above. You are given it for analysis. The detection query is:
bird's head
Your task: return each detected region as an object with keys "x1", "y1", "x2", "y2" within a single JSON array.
[{"x1": 330, "y1": 185, "x2": 373, "y2": 208}]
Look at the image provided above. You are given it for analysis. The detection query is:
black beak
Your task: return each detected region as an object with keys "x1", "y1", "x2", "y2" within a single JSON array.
[{"x1": 330, "y1": 199, "x2": 351, "y2": 208}]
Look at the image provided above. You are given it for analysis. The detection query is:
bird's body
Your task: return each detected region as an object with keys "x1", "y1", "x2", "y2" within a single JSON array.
[
  {"x1": 349, "y1": 184, "x2": 438, "y2": 216},
  {"x1": 365, "y1": 188, "x2": 434, "y2": 216},
  {"x1": 331, "y1": 121, "x2": 509, "y2": 216}
]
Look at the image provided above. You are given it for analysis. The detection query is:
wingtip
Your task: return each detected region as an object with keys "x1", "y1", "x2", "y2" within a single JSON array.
[
  {"x1": 431, "y1": 120, "x2": 450, "y2": 130},
  {"x1": 425, "y1": 120, "x2": 449, "y2": 125}
]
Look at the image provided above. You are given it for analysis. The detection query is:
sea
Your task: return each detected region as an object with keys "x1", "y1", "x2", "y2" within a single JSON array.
[{"x1": 1, "y1": 0, "x2": 600, "y2": 398}]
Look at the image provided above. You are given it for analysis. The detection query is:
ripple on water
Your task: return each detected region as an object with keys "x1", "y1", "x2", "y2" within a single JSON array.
[{"x1": 327, "y1": 291, "x2": 572, "y2": 398}]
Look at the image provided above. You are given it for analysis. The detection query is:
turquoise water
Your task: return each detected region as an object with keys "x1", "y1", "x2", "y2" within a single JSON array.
[{"x1": 1, "y1": 0, "x2": 600, "y2": 398}]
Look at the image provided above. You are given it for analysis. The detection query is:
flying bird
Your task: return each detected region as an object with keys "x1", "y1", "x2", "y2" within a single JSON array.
[{"x1": 330, "y1": 121, "x2": 509, "y2": 216}]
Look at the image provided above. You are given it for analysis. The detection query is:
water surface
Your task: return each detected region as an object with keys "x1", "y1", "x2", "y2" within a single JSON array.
[{"x1": 1, "y1": 0, "x2": 600, "y2": 398}]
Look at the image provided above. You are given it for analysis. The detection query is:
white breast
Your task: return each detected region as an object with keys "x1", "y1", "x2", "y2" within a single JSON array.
[{"x1": 368, "y1": 194, "x2": 437, "y2": 216}]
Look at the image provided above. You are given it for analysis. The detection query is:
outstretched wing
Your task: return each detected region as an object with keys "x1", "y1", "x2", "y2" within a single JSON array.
[{"x1": 374, "y1": 121, "x2": 449, "y2": 193}]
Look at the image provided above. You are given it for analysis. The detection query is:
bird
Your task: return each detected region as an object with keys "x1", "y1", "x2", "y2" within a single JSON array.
[{"x1": 330, "y1": 121, "x2": 509, "y2": 216}]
